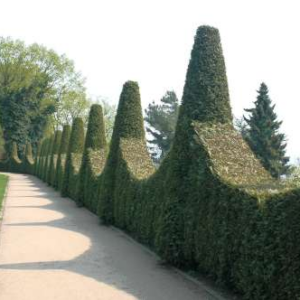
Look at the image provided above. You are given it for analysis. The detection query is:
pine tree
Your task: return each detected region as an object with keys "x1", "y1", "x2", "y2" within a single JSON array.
[
  {"x1": 144, "y1": 91, "x2": 179, "y2": 163},
  {"x1": 244, "y1": 82, "x2": 289, "y2": 178}
]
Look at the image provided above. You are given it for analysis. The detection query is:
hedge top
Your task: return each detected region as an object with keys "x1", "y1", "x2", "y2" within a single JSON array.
[
  {"x1": 180, "y1": 25, "x2": 233, "y2": 125},
  {"x1": 59, "y1": 125, "x2": 71, "y2": 155},
  {"x1": 68, "y1": 118, "x2": 84, "y2": 154},
  {"x1": 85, "y1": 104, "x2": 107, "y2": 150},
  {"x1": 113, "y1": 81, "x2": 145, "y2": 140},
  {"x1": 52, "y1": 130, "x2": 62, "y2": 155}
]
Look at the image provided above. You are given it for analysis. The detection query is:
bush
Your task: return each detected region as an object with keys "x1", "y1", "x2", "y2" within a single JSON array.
[
  {"x1": 23, "y1": 142, "x2": 34, "y2": 174},
  {"x1": 55, "y1": 125, "x2": 71, "y2": 191},
  {"x1": 77, "y1": 104, "x2": 107, "y2": 210},
  {"x1": 97, "y1": 81, "x2": 148, "y2": 224},
  {"x1": 48, "y1": 130, "x2": 62, "y2": 186},
  {"x1": 61, "y1": 118, "x2": 84, "y2": 198}
]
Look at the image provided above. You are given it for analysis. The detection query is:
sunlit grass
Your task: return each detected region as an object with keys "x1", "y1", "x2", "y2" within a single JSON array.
[{"x1": 0, "y1": 174, "x2": 8, "y2": 212}]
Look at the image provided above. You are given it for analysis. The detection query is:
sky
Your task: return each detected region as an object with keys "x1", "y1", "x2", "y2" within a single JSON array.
[{"x1": 1, "y1": 0, "x2": 300, "y2": 161}]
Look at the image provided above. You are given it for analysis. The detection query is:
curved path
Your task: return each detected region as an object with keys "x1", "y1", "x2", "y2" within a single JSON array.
[{"x1": 0, "y1": 173, "x2": 224, "y2": 300}]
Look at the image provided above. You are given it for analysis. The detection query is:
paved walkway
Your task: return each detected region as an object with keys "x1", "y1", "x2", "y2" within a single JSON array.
[{"x1": 0, "y1": 173, "x2": 222, "y2": 300}]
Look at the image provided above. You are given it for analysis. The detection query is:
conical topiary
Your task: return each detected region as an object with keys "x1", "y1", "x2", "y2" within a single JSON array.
[
  {"x1": 97, "y1": 81, "x2": 145, "y2": 224},
  {"x1": 34, "y1": 141, "x2": 42, "y2": 175},
  {"x1": 43, "y1": 136, "x2": 54, "y2": 182},
  {"x1": 61, "y1": 118, "x2": 84, "y2": 197},
  {"x1": 48, "y1": 130, "x2": 62, "y2": 186},
  {"x1": 155, "y1": 25, "x2": 233, "y2": 265},
  {"x1": 77, "y1": 104, "x2": 107, "y2": 207},
  {"x1": 55, "y1": 125, "x2": 71, "y2": 190}
]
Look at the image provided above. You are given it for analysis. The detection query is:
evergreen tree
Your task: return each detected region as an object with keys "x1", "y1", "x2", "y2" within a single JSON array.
[
  {"x1": 144, "y1": 91, "x2": 179, "y2": 163},
  {"x1": 244, "y1": 83, "x2": 289, "y2": 178}
]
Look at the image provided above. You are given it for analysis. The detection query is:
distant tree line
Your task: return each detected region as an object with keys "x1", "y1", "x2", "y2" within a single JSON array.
[{"x1": 0, "y1": 37, "x2": 116, "y2": 158}]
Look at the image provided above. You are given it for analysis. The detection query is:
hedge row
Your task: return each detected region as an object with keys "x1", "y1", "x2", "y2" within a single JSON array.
[{"x1": 1, "y1": 25, "x2": 300, "y2": 299}]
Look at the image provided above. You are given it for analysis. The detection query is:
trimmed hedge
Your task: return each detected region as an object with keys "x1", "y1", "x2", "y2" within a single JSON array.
[
  {"x1": 77, "y1": 104, "x2": 107, "y2": 210},
  {"x1": 97, "y1": 81, "x2": 147, "y2": 224},
  {"x1": 55, "y1": 125, "x2": 71, "y2": 191},
  {"x1": 1, "y1": 25, "x2": 300, "y2": 300},
  {"x1": 61, "y1": 118, "x2": 84, "y2": 198},
  {"x1": 48, "y1": 130, "x2": 62, "y2": 186},
  {"x1": 23, "y1": 142, "x2": 34, "y2": 174}
]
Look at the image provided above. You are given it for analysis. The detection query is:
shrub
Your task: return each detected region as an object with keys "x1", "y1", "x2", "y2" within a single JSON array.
[
  {"x1": 23, "y1": 142, "x2": 34, "y2": 174},
  {"x1": 61, "y1": 118, "x2": 84, "y2": 198},
  {"x1": 55, "y1": 125, "x2": 71, "y2": 191},
  {"x1": 48, "y1": 130, "x2": 62, "y2": 186},
  {"x1": 97, "y1": 81, "x2": 149, "y2": 224},
  {"x1": 77, "y1": 104, "x2": 107, "y2": 210}
]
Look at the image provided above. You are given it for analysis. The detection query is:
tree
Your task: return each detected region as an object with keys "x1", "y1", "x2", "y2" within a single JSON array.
[
  {"x1": 144, "y1": 91, "x2": 179, "y2": 163},
  {"x1": 51, "y1": 89, "x2": 91, "y2": 129},
  {"x1": 234, "y1": 116, "x2": 249, "y2": 139},
  {"x1": 244, "y1": 83, "x2": 289, "y2": 178},
  {"x1": 0, "y1": 37, "x2": 86, "y2": 157}
]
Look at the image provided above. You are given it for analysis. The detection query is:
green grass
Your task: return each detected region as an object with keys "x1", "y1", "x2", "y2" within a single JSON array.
[{"x1": 0, "y1": 174, "x2": 8, "y2": 212}]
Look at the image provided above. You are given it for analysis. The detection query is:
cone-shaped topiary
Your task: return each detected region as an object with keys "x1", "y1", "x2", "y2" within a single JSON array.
[
  {"x1": 23, "y1": 142, "x2": 34, "y2": 174},
  {"x1": 34, "y1": 141, "x2": 42, "y2": 175},
  {"x1": 43, "y1": 136, "x2": 54, "y2": 182},
  {"x1": 155, "y1": 25, "x2": 233, "y2": 265},
  {"x1": 55, "y1": 125, "x2": 71, "y2": 191},
  {"x1": 76, "y1": 104, "x2": 107, "y2": 207},
  {"x1": 48, "y1": 130, "x2": 62, "y2": 186},
  {"x1": 61, "y1": 118, "x2": 84, "y2": 197},
  {"x1": 38, "y1": 139, "x2": 48, "y2": 179},
  {"x1": 179, "y1": 25, "x2": 232, "y2": 124},
  {"x1": 97, "y1": 81, "x2": 146, "y2": 224}
]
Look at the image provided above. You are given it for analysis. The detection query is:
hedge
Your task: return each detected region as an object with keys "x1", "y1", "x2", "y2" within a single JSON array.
[
  {"x1": 61, "y1": 118, "x2": 84, "y2": 198},
  {"x1": 22, "y1": 142, "x2": 34, "y2": 174},
  {"x1": 76, "y1": 104, "x2": 107, "y2": 211},
  {"x1": 1, "y1": 25, "x2": 300, "y2": 300},
  {"x1": 55, "y1": 125, "x2": 71, "y2": 191},
  {"x1": 48, "y1": 130, "x2": 62, "y2": 186}
]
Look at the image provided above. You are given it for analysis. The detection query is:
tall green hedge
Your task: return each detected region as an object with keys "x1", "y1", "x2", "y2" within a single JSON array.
[
  {"x1": 77, "y1": 104, "x2": 107, "y2": 210},
  {"x1": 48, "y1": 130, "x2": 62, "y2": 186},
  {"x1": 42, "y1": 136, "x2": 54, "y2": 182},
  {"x1": 97, "y1": 81, "x2": 146, "y2": 224},
  {"x1": 61, "y1": 118, "x2": 84, "y2": 198},
  {"x1": 34, "y1": 141, "x2": 42, "y2": 175},
  {"x1": 23, "y1": 142, "x2": 34, "y2": 174},
  {"x1": 1, "y1": 25, "x2": 300, "y2": 300},
  {"x1": 55, "y1": 125, "x2": 71, "y2": 191}
]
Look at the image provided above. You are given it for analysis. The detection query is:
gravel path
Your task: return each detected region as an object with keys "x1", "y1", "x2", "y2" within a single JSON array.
[{"x1": 0, "y1": 173, "x2": 221, "y2": 300}]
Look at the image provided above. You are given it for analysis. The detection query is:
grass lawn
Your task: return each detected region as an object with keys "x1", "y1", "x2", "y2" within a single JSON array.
[{"x1": 0, "y1": 174, "x2": 8, "y2": 212}]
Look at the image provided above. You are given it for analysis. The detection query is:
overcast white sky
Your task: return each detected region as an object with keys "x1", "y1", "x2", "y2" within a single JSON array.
[{"x1": 1, "y1": 0, "x2": 300, "y2": 161}]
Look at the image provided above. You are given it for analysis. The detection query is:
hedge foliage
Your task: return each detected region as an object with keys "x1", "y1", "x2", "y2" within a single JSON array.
[
  {"x1": 61, "y1": 118, "x2": 84, "y2": 198},
  {"x1": 55, "y1": 125, "x2": 71, "y2": 190},
  {"x1": 48, "y1": 130, "x2": 62, "y2": 186},
  {"x1": 1, "y1": 25, "x2": 300, "y2": 300},
  {"x1": 77, "y1": 104, "x2": 107, "y2": 210}
]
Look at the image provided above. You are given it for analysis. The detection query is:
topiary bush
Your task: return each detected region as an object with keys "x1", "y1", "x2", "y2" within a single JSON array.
[
  {"x1": 97, "y1": 81, "x2": 151, "y2": 224},
  {"x1": 34, "y1": 141, "x2": 42, "y2": 175},
  {"x1": 61, "y1": 118, "x2": 84, "y2": 198},
  {"x1": 76, "y1": 104, "x2": 107, "y2": 211},
  {"x1": 42, "y1": 136, "x2": 54, "y2": 182},
  {"x1": 48, "y1": 130, "x2": 62, "y2": 186},
  {"x1": 23, "y1": 142, "x2": 34, "y2": 174},
  {"x1": 55, "y1": 125, "x2": 71, "y2": 191}
]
